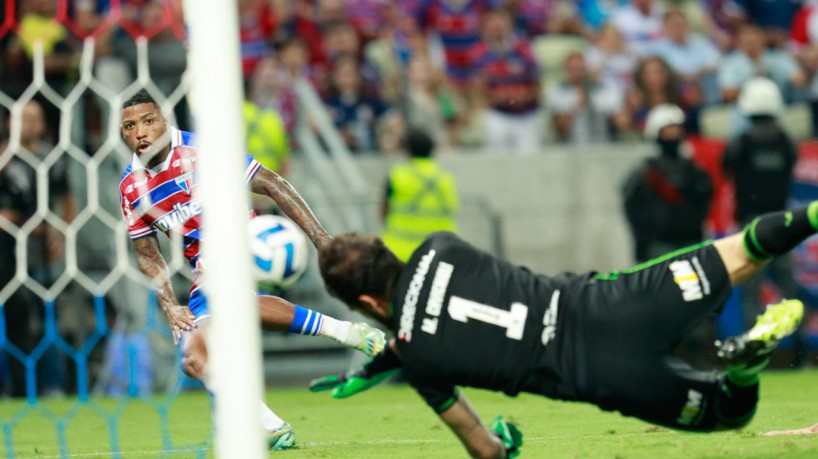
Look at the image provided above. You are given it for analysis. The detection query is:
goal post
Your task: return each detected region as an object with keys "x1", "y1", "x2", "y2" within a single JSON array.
[{"x1": 182, "y1": 2, "x2": 265, "y2": 458}]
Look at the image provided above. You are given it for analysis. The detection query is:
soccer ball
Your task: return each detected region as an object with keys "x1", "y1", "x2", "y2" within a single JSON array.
[{"x1": 249, "y1": 215, "x2": 310, "y2": 288}]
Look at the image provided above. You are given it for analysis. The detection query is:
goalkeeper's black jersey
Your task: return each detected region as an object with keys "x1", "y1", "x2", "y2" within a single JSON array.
[{"x1": 391, "y1": 232, "x2": 592, "y2": 411}]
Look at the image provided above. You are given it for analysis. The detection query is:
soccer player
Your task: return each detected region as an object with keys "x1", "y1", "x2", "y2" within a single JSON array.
[
  {"x1": 313, "y1": 204, "x2": 816, "y2": 458},
  {"x1": 118, "y1": 89, "x2": 385, "y2": 450}
]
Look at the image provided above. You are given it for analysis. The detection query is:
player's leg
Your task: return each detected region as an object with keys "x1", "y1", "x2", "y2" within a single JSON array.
[
  {"x1": 184, "y1": 290, "x2": 296, "y2": 450},
  {"x1": 713, "y1": 202, "x2": 818, "y2": 286},
  {"x1": 257, "y1": 295, "x2": 385, "y2": 357}
]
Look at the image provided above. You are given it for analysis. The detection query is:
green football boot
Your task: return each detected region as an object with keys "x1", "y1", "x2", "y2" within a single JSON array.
[{"x1": 716, "y1": 299, "x2": 804, "y2": 367}]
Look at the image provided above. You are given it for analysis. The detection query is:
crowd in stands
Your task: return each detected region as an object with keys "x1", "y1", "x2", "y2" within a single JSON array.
[
  {"x1": 2, "y1": 0, "x2": 818, "y2": 155},
  {"x1": 3, "y1": 0, "x2": 818, "y2": 396}
]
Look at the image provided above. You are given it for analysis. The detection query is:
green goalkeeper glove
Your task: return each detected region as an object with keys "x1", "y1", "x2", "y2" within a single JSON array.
[
  {"x1": 490, "y1": 416, "x2": 523, "y2": 459},
  {"x1": 309, "y1": 343, "x2": 402, "y2": 398}
]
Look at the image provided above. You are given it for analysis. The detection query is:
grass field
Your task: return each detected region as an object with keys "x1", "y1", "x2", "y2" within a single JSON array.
[{"x1": 2, "y1": 370, "x2": 818, "y2": 458}]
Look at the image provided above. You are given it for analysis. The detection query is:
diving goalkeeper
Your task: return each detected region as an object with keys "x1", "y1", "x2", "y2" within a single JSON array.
[{"x1": 312, "y1": 203, "x2": 814, "y2": 458}]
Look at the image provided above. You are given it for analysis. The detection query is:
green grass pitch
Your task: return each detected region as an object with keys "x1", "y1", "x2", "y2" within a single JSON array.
[{"x1": 3, "y1": 370, "x2": 817, "y2": 458}]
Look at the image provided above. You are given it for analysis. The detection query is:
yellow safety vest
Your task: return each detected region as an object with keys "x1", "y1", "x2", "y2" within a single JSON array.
[
  {"x1": 381, "y1": 158, "x2": 460, "y2": 261},
  {"x1": 243, "y1": 102, "x2": 290, "y2": 172}
]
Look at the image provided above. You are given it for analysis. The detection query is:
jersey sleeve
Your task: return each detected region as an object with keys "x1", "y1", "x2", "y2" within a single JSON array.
[
  {"x1": 244, "y1": 153, "x2": 263, "y2": 184},
  {"x1": 405, "y1": 367, "x2": 459, "y2": 413},
  {"x1": 413, "y1": 381, "x2": 459, "y2": 413},
  {"x1": 120, "y1": 191, "x2": 155, "y2": 240}
]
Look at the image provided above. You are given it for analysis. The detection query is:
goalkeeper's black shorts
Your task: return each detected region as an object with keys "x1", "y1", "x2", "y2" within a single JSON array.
[{"x1": 575, "y1": 241, "x2": 737, "y2": 430}]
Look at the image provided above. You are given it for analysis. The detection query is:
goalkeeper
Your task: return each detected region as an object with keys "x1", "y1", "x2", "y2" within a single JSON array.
[{"x1": 313, "y1": 203, "x2": 816, "y2": 458}]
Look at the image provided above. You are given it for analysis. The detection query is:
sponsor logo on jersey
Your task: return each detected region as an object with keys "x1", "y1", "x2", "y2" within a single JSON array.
[
  {"x1": 153, "y1": 201, "x2": 203, "y2": 232},
  {"x1": 398, "y1": 249, "x2": 436, "y2": 342},
  {"x1": 125, "y1": 177, "x2": 149, "y2": 194},
  {"x1": 668, "y1": 259, "x2": 709, "y2": 302},
  {"x1": 676, "y1": 389, "x2": 704, "y2": 426},
  {"x1": 175, "y1": 172, "x2": 193, "y2": 193},
  {"x1": 421, "y1": 261, "x2": 454, "y2": 336}
]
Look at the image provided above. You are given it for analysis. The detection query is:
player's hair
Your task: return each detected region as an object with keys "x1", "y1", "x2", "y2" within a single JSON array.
[
  {"x1": 318, "y1": 233, "x2": 404, "y2": 309},
  {"x1": 122, "y1": 89, "x2": 159, "y2": 110},
  {"x1": 403, "y1": 128, "x2": 434, "y2": 158}
]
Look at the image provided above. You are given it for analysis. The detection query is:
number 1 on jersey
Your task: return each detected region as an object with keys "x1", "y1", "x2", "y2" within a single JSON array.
[{"x1": 448, "y1": 296, "x2": 528, "y2": 340}]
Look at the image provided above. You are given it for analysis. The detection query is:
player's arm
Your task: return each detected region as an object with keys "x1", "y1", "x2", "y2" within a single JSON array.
[
  {"x1": 438, "y1": 394, "x2": 506, "y2": 459},
  {"x1": 413, "y1": 377, "x2": 522, "y2": 459},
  {"x1": 132, "y1": 234, "x2": 195, "y2": 344},
  {"x1": 249, "y1": 166, "x2": 331, "y2": 248}
]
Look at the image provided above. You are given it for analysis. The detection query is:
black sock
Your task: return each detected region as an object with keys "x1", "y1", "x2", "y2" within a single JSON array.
[
  {"x1": 716, "y1": 376, "x2": 759, "y2": 427},
  {"x1": 743, "y1": 202, "x2": 818, "y2": 262}
]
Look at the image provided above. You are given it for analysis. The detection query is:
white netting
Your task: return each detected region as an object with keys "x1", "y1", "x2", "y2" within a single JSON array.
[{"x1": 0, "y1": 3, "x2": 211, "y2": 456}]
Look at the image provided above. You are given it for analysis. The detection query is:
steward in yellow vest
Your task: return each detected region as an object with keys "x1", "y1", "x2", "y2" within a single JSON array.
[
  {"x1": 381, "y1": 129, "x2": 460, "y2": 261},
  {"x1": 243, "y1": 101, "x2": 290, "y2": 175}
]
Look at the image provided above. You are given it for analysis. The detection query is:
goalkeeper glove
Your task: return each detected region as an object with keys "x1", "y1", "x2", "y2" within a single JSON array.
[
  {"x1": 490, "y1": 416, "x2": 523, "y2": 459},
  {"x1": 309, "y1": 343, "x2": 402, "y2": 398}
]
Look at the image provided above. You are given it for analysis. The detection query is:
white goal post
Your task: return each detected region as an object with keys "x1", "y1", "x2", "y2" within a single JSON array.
[{"x1": 182, "y1": 2, "x2": 265, "y2": 458}]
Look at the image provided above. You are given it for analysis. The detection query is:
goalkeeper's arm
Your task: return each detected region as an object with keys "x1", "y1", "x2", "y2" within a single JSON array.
[
  {"x1": 309, "y1": 339, "x2": 402, "y2": 397},
  {"x1": 437, "y1": 393, "x2": 518, "y2": 459}
]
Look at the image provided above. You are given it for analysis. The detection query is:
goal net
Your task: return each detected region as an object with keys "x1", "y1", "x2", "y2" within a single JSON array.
[{"x1": 0, "y1": 1, "x2": 258, "y2": 456}]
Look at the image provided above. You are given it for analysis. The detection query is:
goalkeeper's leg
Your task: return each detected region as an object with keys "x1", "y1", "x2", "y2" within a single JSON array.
[
  {"x1": 714, "y1": 202, "x2": 818, "y2": 286},
  {"x1": 258, "y1": 295, "x2": 385, "y2": 357}
]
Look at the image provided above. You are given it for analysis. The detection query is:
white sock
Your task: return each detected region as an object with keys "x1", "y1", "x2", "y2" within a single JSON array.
[
  {"x1": 260, "y1": 400, "x2": 286, "y2": 431},
  {"x1": 318, "y1": 315, "x2": 353, "y2": 345}
]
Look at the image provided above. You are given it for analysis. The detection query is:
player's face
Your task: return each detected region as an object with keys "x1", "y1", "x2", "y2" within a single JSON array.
[{"x1": 121, "y1": 103, "x2": 170, "y2": 168}]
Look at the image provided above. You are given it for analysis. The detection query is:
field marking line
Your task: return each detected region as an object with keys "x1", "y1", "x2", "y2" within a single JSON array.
[{"x1": 10, "y1": 437, "x2": 563, "y2": 458}]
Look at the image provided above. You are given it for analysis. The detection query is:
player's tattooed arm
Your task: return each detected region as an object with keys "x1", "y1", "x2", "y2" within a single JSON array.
[
  {"x1": 250, "y1": 166, "x2": 331, "y2": 247},
  {"x1": 132, "y1": 234, "x2": 195, "y2": 344}
]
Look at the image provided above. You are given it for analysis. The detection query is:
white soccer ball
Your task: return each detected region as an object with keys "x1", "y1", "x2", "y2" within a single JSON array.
[{"x1": 249, "y1": 215, "x2": 310, "y2": 288}]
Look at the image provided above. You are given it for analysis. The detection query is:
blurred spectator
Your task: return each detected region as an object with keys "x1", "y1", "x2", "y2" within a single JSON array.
[
  {"x1": 503, "y1": 0, "x2": 559, "y2": 37},
  {"x1": 277, "y1": 36, "x2": 328, "y2": 94},
  {"x1": 107, "y1": 1, "x2": 191, "y2": 128},
  {"x1": 701, "y1": 0, "x2": 743, "y2": 50},
  {"x1": 420, "y1": 0, "x2": 490, "y2": 88},
  {"x1": 244, "y1": 98, "x2": 291, "y2": 178},
  {"x1": 325, "y1": 56, "x2": 389, "y2": 152},
  {"x1": 625, "y1": 56, "x2": 700, "y2": 135},
  {"x1": 728, "y1": 0, "x2": 802, "y2": 48},
  {"x1": 622, "y1": 104, "x2": 713, "y2": 262},
  {"x1": 249, "y1": 56, "x2": 300, "y2": 137},
  {"x1": 791, "y1": 1, "x2": 818, "y2": 137},
  {"x1": 0, "y1": 140, "x2": 37, "y2": 398},
  {"x1": 244, "y1": 90, "x2": 292, "y2": 212},
  {"x1": 18, "y1": 100, "x2": 75, "y2": 227},
  {"x1": 547, "y1": 52, "x2": 624, "y2": 144},
  {"x1": 585, "y1": 24, "x2": 639, "y2": 91},
  {"x1": 5, "y1": 99, "x2": 76, "y2": 397},
  {"x1": 238, "y1": 0, "x2": 275, "y2": 81},
  {"x1": 316, "y1": 0, "x2": 348, "y2": 27},
  {"x1": 609, "y1": 0, "x2": 664, "y2": 56},
  {"x1": 567, "y1": 0, "x2": 629, "y2": 35},
  {"x1": 470, "y1": 7, "x2": 541, "y2": 151},
  {"x1": 323, "y1": 22, "x2": 382, "y2": 98},
  {"x1": 2, "y1": 0, "x2": 78, "y2": 139},
  {"x1": 721, "y1": 78, "x2": 798, "y2": 330},
  {"x1": 400, "y1": 55, "x2": 463, "y2": 147},
  {"x1": 381, "y1": 129, "x2": 459, "y2": 262},
  {"x1": 343, "y1": 0, "x2": 387, "y2": 42},
  {"x1": 718, "y1": 24, "x2": 807, "y2": 105},
  {"x1": 362, "y1": 7, "x2": 431, "y2": 102},
  {"x1": 270, "y1": 0, "x2": 326, "y2": 66},
  {"x1": 649, "y1": 10, "x2": 721, "y2": 106}
]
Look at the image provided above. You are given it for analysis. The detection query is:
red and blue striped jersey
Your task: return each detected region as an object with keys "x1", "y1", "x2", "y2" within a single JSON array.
[
  {"x1": 422, "y1": 0, "x2": 492, "y2": 84},
  {"x1": 119, "y1": 127, "x2": 262, "y2": 269},
  {"x1": 470, "y1": 39, "x2": 540, "y2": 114}
]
